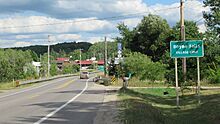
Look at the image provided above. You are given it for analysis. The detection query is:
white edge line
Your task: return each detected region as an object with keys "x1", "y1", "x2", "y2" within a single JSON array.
[
  {"x1": 0, "y1": 78, "x2": 69, "y2": 99},
  {"x1": 33, "y1": 78, "x2": 90, "y2": 124}
]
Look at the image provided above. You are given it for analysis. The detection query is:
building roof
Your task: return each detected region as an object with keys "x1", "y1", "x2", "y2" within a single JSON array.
[
  {"x1": 75, "y1": 60, "x2": 104, "y2": 65},
  {"x1": 56, "y1": 58, "x2": 70, "y2": 62},
  {"x1": 75, "y1": 60, "x2": 93, "y2": 65},
  {"x1": 97, "y1": 60, "x2": 104, "y2": 65}
]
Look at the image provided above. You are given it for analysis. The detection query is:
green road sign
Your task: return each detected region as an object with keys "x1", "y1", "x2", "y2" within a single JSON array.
[{"x1": 170, "y1": 40, "x2": 204, "y2": 58}]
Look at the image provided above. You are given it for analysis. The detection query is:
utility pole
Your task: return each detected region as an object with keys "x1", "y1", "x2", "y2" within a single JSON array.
[
  {"x1": 180, "y1": 0, "x2": 186, "y2": 82},
  {"x1": 47, "y1": 35, "x2": 50, "y2": 77},
  {"x1": 104, "y1": 36, "x2": 108, "y2": 76},
  {"x1": 80, "y1": 49, "x2": 82, "y2": 73}
]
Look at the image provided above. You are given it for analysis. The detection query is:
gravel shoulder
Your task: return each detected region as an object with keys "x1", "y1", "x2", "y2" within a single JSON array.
[{"x1": 93, "y1": 86, "x2": 121, "y2": 124}]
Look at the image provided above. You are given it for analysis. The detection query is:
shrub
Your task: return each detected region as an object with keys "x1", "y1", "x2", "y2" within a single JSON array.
[
  {"x1": 50, "y1": 63, "x2": 58, "y2": 76},
  {"x1": 62, "y1": 64, "x2": 79, "y2": 74},
  {"x1": 208, "y1": 67, "x2": 220, "y2": 84},
  {"x1": 124, "y1": 52, "x2": 166, "y2": 82},
  {"x1": 23, "y1": 63, "x2": 38, "y2": 79}
]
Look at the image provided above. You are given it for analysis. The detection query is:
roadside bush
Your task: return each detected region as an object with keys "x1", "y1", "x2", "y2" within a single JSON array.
[
  {"x1": 124, "y1": 52, "x2": 166, "y2": 82},
  {"x1": 23, "y1": 63, "x2": 38, "y2": 79},
  {"x1": 103, "y1": 78, "x2": 111, "y2": 86},
  {"x1": 142, "y1": 62, "x2": 166, "y2": 82},
  {"x1": 62, "y1": 64, "x2": 79, "y2": 74},
  {"x1": 207, "y1": 67, "x2": 220, "y2": 84},
  {"x1": 50, "y1": 63, "x2": 58, "y2": 76},
  {"x1": 72, "y1": 64, "x2": 80, "y2": 73},
  {"x1": 62, "y1": 64, "x2": 73, "y2": 74}
]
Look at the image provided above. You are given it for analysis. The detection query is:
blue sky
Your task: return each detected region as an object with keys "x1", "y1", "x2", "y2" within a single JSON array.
[
  {"x1": 0, "y1": 0, "x2": 208, "y2": 48},
  {"x1": 144, "y1": 0, "x2": 180, "y2": 5}
]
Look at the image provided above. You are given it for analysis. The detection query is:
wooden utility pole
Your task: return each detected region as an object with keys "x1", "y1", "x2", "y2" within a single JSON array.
[
  {"x1": 80, "y1": 49, "x2": 82, "y2": 73},
  {"x1": 104, "y1": 36, "x2": 107, "y2": 76},
  {"x1": 47, "y1": 35, "x2": 50, "y2": 77},
  {"x1": 180, "y1": 0, "x2": 186, "y2": 82}
]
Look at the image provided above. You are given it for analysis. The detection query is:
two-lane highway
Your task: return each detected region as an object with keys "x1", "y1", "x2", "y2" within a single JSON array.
[{"x1": 0, "y1": 76, "x2": 106, "y2": 124}]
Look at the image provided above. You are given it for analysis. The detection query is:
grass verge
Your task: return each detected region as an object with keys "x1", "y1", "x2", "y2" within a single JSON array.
[
  {"x1": 0, "y1": 82, "x2": 15, "y2": 90},
  {"x1": 111, "y1": 77, "x2": 168, "y2": 87},
  {"x1": 118, "y1": 88, "x2": 220, "y2": 124},
  {"x1": 0, "y1": 82, "x2": 35, "y2": 90}
]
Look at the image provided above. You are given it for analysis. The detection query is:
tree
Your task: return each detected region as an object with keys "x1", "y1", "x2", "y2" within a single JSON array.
[
  {"x1": 124, "y1": 52, "x2": 166, "y2": 82},
  {"x1": 160, "y1": 20, "x2": 205, "y2": 84},
  {"x1": 68, "y1": 49, "x2": 88, "y2": 61},
  {"x1": 23, "y1": 63, "x2": 38, "y2": 79},
  {"x1": 87, "y1": 42, "x2": 117, "y2": 60},
  {"x1": 203, "y1": 0, "x2": 220, "y2": 33},
  {"x1": 40, "y1": 53, "x2": 49, "y2": 77},
  {"x1": 50, "y1": 63, "x2": 58, "y2": 76},
  {"x1": 118, "y1": 14, "x2": 171, "y2": 61},
  {"x1": 62, "y1": 64, "x2": 79, "y2": 74},
  {"x1": 203, "y1": 0, "x2": 220, "y2": 83},
  {"x1": 172, "y1": 20, "x2": 202, "y2": 41},
  {"x1": 0, "y1": 49, "x2": 33, "y2": 82}
]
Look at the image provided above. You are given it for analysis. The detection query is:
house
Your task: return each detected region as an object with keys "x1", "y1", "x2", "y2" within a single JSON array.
[
  {"x1": 32, "y1": 61, "x2": 41, "y2": 76},
  {"x1": 75, "y1": 60, "x2": 104, "y2": 69},
  {"x1": 56, "y1": 58, "x2": 70, "y2": 70}
]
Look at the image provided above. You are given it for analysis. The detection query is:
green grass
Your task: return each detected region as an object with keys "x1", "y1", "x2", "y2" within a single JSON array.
[
  {"x1": 111, "y1": 77, "x2": 168, "y2": 87},
  {"x1": 0, "y1": 82, "x2": 35, "y2": 90},
  {"x1": 118, "y1": 88, "x2": 220, "y2": 124},
  {"x1": 0, "y1": 82, "x2": 16, "y2": 90}
]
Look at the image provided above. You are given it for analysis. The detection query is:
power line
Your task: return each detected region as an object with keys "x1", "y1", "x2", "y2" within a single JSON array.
[
  {"x1": 195, "y1": 18, "x2": 204, "y2": 23},
  {"x1": 0, "y1": 6, "x2": 180, "y2": 30}
]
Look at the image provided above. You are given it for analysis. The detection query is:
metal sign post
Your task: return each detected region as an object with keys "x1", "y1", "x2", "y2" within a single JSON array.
[
  {"x1": 170, "y1": 40, "x2": 204, "y2": 107},
  {"x1": 197, "y1": 57, "x2": 201, "y2": 104},
  {"x1": 175, "y1": 58, "x2": 179, "y2": 107}
]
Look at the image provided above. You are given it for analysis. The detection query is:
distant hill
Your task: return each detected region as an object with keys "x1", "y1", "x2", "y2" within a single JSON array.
[{"x1": 12, "y1": 42, "x2": 92, "y2": 56}]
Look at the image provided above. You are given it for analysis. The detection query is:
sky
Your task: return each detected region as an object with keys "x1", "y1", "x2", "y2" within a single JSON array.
[{"x1": 0, "y1": 0, "x2": 209, "y2": 48}]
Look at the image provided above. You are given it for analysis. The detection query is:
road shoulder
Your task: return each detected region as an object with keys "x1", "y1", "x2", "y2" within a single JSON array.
[{"x1": 93, "y1": 86, "x2": 121, "y2": 124}]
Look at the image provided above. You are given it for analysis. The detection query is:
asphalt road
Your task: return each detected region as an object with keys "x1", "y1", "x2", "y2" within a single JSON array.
[{"x1": 0, "y1": 76, "x2": 106, "y2": 124}]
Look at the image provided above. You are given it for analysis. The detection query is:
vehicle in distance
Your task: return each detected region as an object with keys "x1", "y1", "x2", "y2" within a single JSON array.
[{"x1": 80, "y1": 71, "x2": 89, "y2": 79}]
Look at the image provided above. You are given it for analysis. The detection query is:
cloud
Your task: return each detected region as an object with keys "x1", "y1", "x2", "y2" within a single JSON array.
[
  {"x1": 0, "y1": 16, "x2": 113, "y2": 34},
  {"x1": 53, "y1": 34, "x2": 81, "y2": 41},
  {"x1": 150, "y1": 1, "x2": 209, "y2": 27},
  {"x1": 0, "y1": 40, "x2": 32, "y2": 48},
  {"x1": 14, "y1": 41, "x2": 32, "y2": 47},
  {"x1": 123, "y1": 18, "x2": 142, "y2": 28},
  {"x1": 0, "y1": 0, "x2": 208, "y2": 48},
  {"x1": 0, "y1": 0, "x2": 148, "y2": 19},
  {"x1": 198, "y1": 23, "x2": 207, "y2": 33}
]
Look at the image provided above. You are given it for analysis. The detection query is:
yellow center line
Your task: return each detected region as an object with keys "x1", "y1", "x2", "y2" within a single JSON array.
[
  {"x1": 53, "y1": 79, "x2": 76, "y2": 90},
  {"x1": 28, "y1": 79, "x2": 76, "y2": 99}
]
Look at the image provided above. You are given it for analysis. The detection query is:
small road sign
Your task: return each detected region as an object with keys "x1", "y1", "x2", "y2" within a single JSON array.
[
  {"x1": 111, "y1": 76, "x2": 116, "y2": 84},
  {"x1": 118, "y1": 43, "x2": 122, "y2": 51},
  {"x1": 170, "y1": 40, "x2": 204, "y2": 58}
]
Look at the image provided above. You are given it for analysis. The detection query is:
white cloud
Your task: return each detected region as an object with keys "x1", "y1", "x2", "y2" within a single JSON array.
[
  {"x1": 0, "y1": 40, "x2": 32, "y2": 48},
  {"x1": 109, "y1": 0, "x2": 148, "y2": 13},
  {"x1": 198, "y1": 23, "x2": 207, "y2": 33},
  {"x1": 54, "y1": 34, "x2": 81, "y2": 41},
  {"x1": 149, "y1": 1, "x2": 209, "y2": 27},
  {"x1": 123, "y1": 18, "x2": 142, "y2": 28},
  {"x1": 0, "y1": 16, "x2": 114, "y2": 34},
  {"x1": 0, "y1": 0, "x2": 209, "y2": 48},
  {"x1": 14, "y1": 41, "x2": 31, "y2": 47},
  {"x1": 86, "y1": 37, "x2": 103, "y2": 44}
]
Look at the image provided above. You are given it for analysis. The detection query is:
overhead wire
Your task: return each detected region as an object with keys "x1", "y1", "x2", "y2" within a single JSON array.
[{"x1": 0, "y1": 6, "x2": 180, "y2": 30}]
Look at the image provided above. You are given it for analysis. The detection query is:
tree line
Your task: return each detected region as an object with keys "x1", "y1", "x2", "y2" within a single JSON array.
[
  {"x1": 0, "y1": 0, "x2": 219, "y2": 85},
  {"x1": 116, "y1": 0, "x2": 220, "y2": 84}
]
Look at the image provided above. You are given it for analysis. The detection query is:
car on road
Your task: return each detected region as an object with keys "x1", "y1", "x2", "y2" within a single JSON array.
[{"x1": 80, "y1": 71, "x2": 89, "y2": 79}]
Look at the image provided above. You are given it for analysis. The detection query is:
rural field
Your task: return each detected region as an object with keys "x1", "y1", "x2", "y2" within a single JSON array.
[{"x1": 118, "y1": 88, "x2": 220, "y2": 124}]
